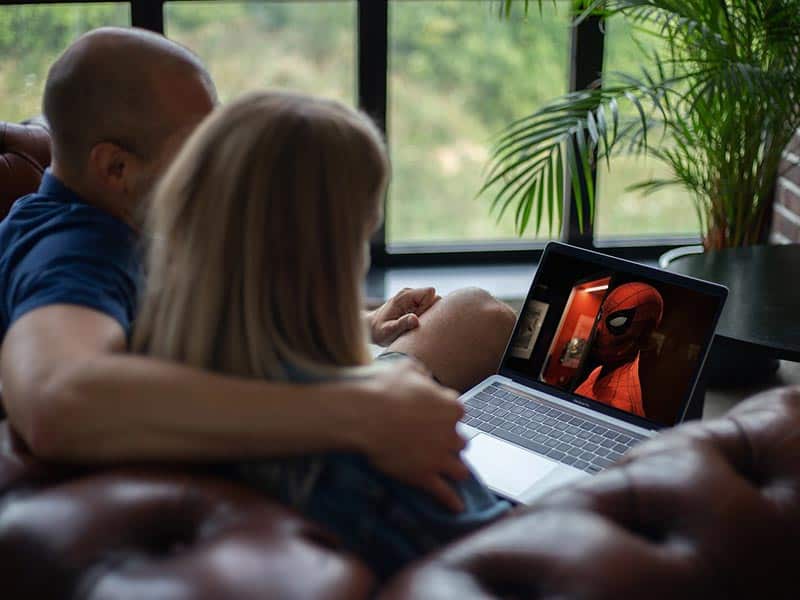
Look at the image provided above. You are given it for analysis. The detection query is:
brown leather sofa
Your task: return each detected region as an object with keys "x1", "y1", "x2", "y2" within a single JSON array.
[
  {"x1": 2, "y1": 389, "x2": 799, "y2": 599},
  {"x1": 0, "y1": 120, "x2": 52, "y2": 220},
  {"x1": 2, "y1": 121, "x2": 800, "y2": 599}
]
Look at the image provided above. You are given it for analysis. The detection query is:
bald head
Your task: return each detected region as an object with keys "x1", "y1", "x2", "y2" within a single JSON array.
[{"x1": 44, "y1": 27, "x2": 216, "y2": 179}]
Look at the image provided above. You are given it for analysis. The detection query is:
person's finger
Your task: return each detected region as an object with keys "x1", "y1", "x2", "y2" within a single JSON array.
[
  {"x1": 441, "y1": 456, "x2": 471, "y2": 481},
  {"x1": 390, "y1": 288, "x2": 413, "y2": 309},
  {"x1": 403, "y1": 313, "x2": 420, "y2": 328},
  {"x1": 449, "y1": 400, "x2": 466, "y2": 422},
  {"x1": 386, "y1": 313, "x2": 419, "y2": 337},
  {"x1": 422, "y1": 476, "x2": 465, "y2": 513},
  {"x1": 413, "y1": 288, "x2": 439, "y2": 314},
  {"x1": 380, "y1": 314, "x2": 419, "y2": 342},
  {"x1": 450, "y1": 431, "x2": 467, "y2": 452},
  {"x1": 409, "y1": 286, "x2": 435, "y2": 305},
  {"x1": 393, "y1": 287, "x2": 430, "y2": 311},
  {"x1": 415, "y1": 286, "x2": 436, "y2": 300},
  {"x1": 416, "y1": 294, "x2": 442, "y2": 316}
]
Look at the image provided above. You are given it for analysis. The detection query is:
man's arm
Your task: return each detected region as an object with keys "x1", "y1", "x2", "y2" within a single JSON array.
[{"x1": 1, "y1": 305, "x2": 469, "y2": 510}]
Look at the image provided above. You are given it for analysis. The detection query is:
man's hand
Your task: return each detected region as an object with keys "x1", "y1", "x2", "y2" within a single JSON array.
[
  {"x1": 356, "y1": 359, "x2": 470, "y2": 512},
  {"x1": 367, "y1": 287, "x2": 441, "y2": 346}
]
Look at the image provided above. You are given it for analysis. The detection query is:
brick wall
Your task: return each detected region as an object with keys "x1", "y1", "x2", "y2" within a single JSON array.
[{"x1": 772, "y1": 130, "x2": 800, "y2": 244}]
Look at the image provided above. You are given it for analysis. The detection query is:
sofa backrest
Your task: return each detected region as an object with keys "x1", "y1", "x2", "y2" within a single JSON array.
[{"x1": 0, "y1": 121, "x2": 52, "y2": 220}]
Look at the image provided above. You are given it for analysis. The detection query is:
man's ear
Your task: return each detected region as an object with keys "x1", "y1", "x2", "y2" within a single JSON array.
[{"x1": 87, "y1": 142, "x2": 130, "y2": 194}]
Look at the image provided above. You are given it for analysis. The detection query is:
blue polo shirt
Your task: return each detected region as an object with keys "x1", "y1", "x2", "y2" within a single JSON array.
[{"x1": 0, "y1": 171, "x2": 140, "y2": 340}]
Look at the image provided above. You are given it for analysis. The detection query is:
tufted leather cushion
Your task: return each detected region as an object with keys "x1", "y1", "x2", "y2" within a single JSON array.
[
  {"x1": 382, "y1": 387, "x2": 800, "y2": 599},
  {"x1": 0, "y1": 423, "x2": 375, "y2": 600},
  {"x1": 0, "y1": 120, "x2": 52, "y2": 220}
]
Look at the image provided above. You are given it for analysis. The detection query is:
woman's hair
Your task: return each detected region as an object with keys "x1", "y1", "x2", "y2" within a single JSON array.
[{"x1": 132, "y1": 90, "x2": 389, "y2": 379}]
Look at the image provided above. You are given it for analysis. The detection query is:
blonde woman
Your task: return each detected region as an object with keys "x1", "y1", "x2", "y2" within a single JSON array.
[{"x1": 133, "y1": 91, "x2": 510, "y2": 577}]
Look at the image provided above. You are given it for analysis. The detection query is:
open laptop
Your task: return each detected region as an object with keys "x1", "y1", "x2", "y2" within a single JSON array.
[{"x1": 459, "y1": 241, "x2": 728, "y2": 504}]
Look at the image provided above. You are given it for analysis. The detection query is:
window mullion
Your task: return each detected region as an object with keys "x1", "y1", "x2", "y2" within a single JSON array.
[
  {"x1": 131, "y1": 0, "x2": 164, "y2": 33},
  {"x1": 564, "y1": 12, "x2": 605, "y2": 248},
  {"x1": 358, "y1": 0, "x2": 389, "y2": 264}
]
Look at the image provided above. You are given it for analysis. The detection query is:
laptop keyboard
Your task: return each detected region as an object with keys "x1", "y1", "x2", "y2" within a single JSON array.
[{"x1": 462, "y1": 382, "x2": 646, "y2": 475}]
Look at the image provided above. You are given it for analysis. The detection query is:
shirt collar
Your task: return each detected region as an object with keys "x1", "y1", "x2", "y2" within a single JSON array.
[{"x1": 37, "y1": 169, "x2": 86, "y2": 204}]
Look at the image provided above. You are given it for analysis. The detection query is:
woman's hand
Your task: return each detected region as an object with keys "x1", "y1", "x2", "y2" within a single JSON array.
[{"x1": 366, "y1": 287, "x2": 441, "y2": 346}]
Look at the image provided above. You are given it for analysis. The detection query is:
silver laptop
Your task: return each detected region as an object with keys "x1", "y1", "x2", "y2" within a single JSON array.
[{"x1": 459, "y1": 242, "x2": 727, "y2": 504}]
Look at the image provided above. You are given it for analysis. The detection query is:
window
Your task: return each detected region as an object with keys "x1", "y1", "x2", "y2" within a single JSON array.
[
  {"x1": 165, "y1": 1, "x2": 356, "y2": 106},
  {"x1": 0, "y1": 3, "x2": 130, "y2": 123},
  {"x1": 387, "y1": 1, "x2": 570, "y2": 245},
  {"x1": 595, "y1": 15, "x2": 697, "y2": 240},
  {"x1": 0, "y1": 0, "x2": 697, "y2": 264}
]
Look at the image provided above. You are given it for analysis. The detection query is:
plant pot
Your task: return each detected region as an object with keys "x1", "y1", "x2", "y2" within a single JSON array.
[{"x1": 659, "y1": 245, "x2": 780, "y2": 388}]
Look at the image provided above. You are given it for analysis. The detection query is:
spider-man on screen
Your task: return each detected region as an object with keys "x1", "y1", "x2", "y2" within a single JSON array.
[
  {"x1": 505, "y1": 249, "x2": 722, "y2": 427},
  {"x1": 574, "y1": 283, "x2": 664, "y2": 417}
]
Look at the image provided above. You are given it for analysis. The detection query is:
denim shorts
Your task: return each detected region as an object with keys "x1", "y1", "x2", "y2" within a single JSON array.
[{"x1": 239, "y1": 453, "x2": 510, "y2": 578}]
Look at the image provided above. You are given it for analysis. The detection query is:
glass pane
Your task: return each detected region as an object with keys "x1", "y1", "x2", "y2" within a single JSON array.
[
  {"x1": 165, "y1": 1, "x2": 356, "y2": 106},
  {"x1": 387, "y1": 1, "x2": 570, "y2": 244},
  {"x1": 595, "y1": 16, "x2": 697, "y2": 239},
  {"x1": 0, "y1": 3, "x2": 130, "y2": 123}
]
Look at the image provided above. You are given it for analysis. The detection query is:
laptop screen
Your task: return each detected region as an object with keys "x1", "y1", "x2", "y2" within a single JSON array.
[{"x1": 503, "y1": 244, "x2": 726, "y2": 428}]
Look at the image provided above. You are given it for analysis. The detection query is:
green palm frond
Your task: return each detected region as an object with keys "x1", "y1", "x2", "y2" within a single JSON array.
[{"x1": 486, "y1": 0, "x2": 800, "y2": 248}]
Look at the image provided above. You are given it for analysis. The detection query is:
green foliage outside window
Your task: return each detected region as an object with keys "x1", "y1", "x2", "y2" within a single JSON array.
[
  {"x1": 387, "y1": 1, "x2": 569, "y2": 242},
  {"x1": 0, "y1": 3, "x2": 129, "y2": 124},
  {"x1": 0, "y1": 0, "x2": 696, "y2": 242}
]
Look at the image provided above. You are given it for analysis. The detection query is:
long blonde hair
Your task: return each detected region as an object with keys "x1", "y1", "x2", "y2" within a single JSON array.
[{"x1": 132, "y1": 90, "x2": 388, "y2": 379}]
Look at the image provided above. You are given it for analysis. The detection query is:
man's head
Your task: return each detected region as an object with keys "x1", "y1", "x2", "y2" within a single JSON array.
[{"x1": 43, "y1": 27, "x2": 217, "y2": 217}]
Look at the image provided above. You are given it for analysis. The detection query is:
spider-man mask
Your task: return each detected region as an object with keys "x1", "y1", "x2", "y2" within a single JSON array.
[{"x1": 592, "y1": 282, "x2": 664, "y2": 366}]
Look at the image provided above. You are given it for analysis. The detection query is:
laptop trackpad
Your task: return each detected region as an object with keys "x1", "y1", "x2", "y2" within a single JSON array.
[{"x1": 464, "y1": 434, "x2": 557, "y2": 498}]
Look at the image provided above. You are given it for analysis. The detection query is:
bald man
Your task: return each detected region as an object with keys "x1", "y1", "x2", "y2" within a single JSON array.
[{"x1": 0, "y1": 28, "x2": 515, "y2": 512}]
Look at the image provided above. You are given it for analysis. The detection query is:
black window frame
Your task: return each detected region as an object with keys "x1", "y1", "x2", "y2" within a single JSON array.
[{"x1": 2, "y1": 0, "x2": 699, "y2": 266}]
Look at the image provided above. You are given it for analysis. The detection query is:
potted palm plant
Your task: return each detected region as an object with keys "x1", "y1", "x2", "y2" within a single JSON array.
[
  {"x1": 485, "y1": 0, "x2": 800, "y2": 250},
  {"x1": 487, "y1": 0, "x2": 800, "y2": 387}
]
